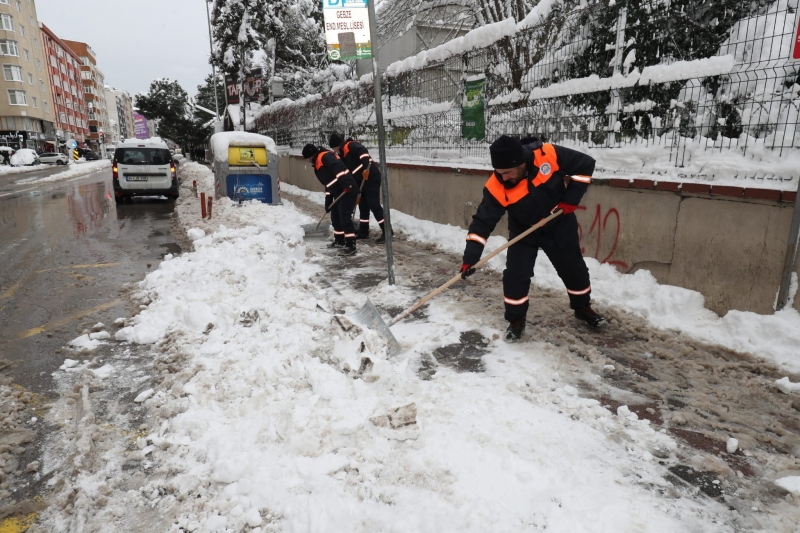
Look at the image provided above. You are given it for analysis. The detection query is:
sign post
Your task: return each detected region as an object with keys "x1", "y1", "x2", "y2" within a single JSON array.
[
  {"x1": 365, "y1": 0, "x2": 394, "y2": 285},
  {"x1": 322, "y1": 0, "x2": 372, "y2": 61}
]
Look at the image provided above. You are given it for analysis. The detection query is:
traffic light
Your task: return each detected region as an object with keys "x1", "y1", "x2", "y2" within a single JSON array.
[
  {"x1": 18, "y1": 135, "x2": 23, "y2": 145},
  {"x1": 99, "y1": 133, "x2": 105, "y2": 143}
]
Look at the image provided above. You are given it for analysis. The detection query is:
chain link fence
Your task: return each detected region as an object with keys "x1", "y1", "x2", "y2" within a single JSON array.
[{"x1": 253, "y1": 0, "x2": 800, "y2": 168}]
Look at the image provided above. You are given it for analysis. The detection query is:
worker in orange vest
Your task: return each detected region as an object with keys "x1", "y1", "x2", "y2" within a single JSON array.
[
  {"x1": 461, "y1": 135, "x2": 605, "y2": 342},
  {"x1": 302, "y1": 143, "x2": 359, "y2": 256}
]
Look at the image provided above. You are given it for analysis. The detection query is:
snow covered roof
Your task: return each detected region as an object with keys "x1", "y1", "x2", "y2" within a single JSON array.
[
  {"x1": 210, "y1": 132, "x2": 277, "y2": 162},
  {"x1": 119, "y1": 137, "x2": 169, "y2": 148}
]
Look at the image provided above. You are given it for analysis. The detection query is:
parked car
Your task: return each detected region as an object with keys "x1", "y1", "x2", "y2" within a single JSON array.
[
  {"x1": 10, "y1": 148, "x2": 40, "y2": 166},
  {"x1": 113, "y1": 139, "x2": 179, "y2": 204},
  {"x1": 84, "y1": 150, "x2": 100, "y2": 161},
  {"x1": 39, "y1": 152, "x2": 69, "y2": 165}
]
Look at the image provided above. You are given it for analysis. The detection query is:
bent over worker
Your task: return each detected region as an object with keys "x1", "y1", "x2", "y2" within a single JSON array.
[
  {"x1": 302, "y1": 143, "x2": 360, "y2": 256},
  {"x1": 461, "y1": 135, "x2": 605, "y2": 342},
  {"x1": 329, "y1": 133, "x2": 391, "y2": 244}
]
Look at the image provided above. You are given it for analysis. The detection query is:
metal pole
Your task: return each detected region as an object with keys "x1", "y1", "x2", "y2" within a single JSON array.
[
  {"x1": 367, "y1": 0, "x2": 395, "y2": 285},
  {"x1": 776, "y1": 178, "x2": 800, "y2": 311},
  {"x1": 205, "y1": 0, "x2": 221, "y2": 119},
  {"x1": 241, "y1": 45, "x2": 246, "y2": 131}
]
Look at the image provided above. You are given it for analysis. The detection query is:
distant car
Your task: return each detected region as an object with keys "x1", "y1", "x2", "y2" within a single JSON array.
[
  {"x1": 113, "y1": 139, "x2": 179, "y2": 204},
  {"x1": 10, "y1": 148, "x2": 40, "y2": 166},
  {"x1": 84, "y1": 150, "x2": 100, "y2": 161},
  {"x1": 39, "y1": 152, "x2": 69, "y2": 165}
]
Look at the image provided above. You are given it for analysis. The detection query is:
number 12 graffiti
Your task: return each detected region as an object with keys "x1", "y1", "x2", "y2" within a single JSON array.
[{"x1": 577, "y1": 204, "x2": 629, "y2": 270}]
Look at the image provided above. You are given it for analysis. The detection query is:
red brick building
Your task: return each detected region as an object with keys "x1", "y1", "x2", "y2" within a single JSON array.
[{"x1": 39, "y1": 23, "x2": 88, "y2": 150}]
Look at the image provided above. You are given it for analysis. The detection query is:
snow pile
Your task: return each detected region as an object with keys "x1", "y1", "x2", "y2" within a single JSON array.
[
  {"x1": 10, "y1": 148, "x2": 38, "y2": 166},
  {"x1": 14, "y1": 160, "x2": 111, "y2": 185},
  {"x1": 210, "y1": 131, "x2": 277, "y2": 163},
  {"x1": 775, "y1": 377, "x2": 800, "y2": 394},
  {"x1": 120, "y1": 137, "x2": 168, "y2": 148},
  {"x1": 108, "y1": 191, "x2": 732, "y2": 532},
  {"x1": 284, "y1": 182, "x2": 800, "y2": 373},
  {"x1": 638, "y1": 55, "x2": 736, "y2": 85},
  {"x1": 775, "y1": 476, "x2": 800, "y2": 496}
]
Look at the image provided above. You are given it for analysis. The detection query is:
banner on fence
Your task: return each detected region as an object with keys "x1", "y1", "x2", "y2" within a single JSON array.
[
  {"x1": 462, "y1": 76, "x2": 486, "y2": 141},
  {"x1": 792, "y1": 12, "x2": 800, "y2": 61},
  {"x1": 322, "y1": 0, "x2": 371, "y2": 61}
]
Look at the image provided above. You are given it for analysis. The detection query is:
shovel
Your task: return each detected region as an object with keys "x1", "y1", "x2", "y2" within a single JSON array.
[
  {"x1": 350, "y1": 210, "x2": 563, "y2": 356},
  {"x1": 302, "y1": 191, "x2": 347, "y2": 238}
]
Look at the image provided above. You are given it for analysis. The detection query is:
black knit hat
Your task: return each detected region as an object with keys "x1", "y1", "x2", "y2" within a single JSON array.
[
  {"x1": 490, "y1": 135, "x2": 525, "y2": 169},
  {"x1": 302, "y1": 144, "x2": 319, "y2": 159},
  {"x1": 329, "y1": 133, "x2": 344, "y2": 149}
]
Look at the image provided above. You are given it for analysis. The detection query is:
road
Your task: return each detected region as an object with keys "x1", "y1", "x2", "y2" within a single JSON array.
[{"x1": 0, "y1": 166, "x2": 180, "y2": 391}]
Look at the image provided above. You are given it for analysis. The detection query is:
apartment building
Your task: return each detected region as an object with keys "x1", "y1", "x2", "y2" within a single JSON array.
[
  {"x1": 0, "y1": 0, "x2": 56, "y2": 151},
  {"x1": 39, "y1": 23, "x2": 88, "y2": 151},
  {"x1": 62, "y1": 39, "x2": 108, "y2": 153},
  {"x1": 104, "y1": 86, "x2": 133, "y2": 144}
]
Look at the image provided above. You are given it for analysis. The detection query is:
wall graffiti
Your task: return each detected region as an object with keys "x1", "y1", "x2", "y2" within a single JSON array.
[{"x1": 577, "y1": 204, "x2": 628, "y2": 270}]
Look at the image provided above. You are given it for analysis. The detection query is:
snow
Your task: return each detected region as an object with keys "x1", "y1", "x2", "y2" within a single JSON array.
[
  {"x1": 10, "y1": 148, "x2": 38, "y2": 166},
  {"x1": 284, "y1": 182, "x2": 800, "y2": 373},
  {"x1": 187, "y1": 228, "x2": 206, "y2": 241},
  {"x1": 68, "y1": 334, "x2": 101, "y2": 352},
  {"x1": 120, "y1": 137, "x2": 168, "y2": 148},
  {"x1": 775, "y1": 376, "x2": 800, "y2": 394},
  {"x1": 210, "y1": 131, "x2": 277, "y2": 163},
  {"x1": 775, "y1": 476, "x2": 800, "y2": 496},
  {"x1": 134, "y1": 388, "x2": 154, "y2": 403},
  {"x1": 107, "y1": 186, "x2": 734, "y2": 533},
  {"x1": 638, "y1": 56, "x2": 736, "y2": 85},
  {"x1": 14, "y1": 160, "x2": 111, "y2": 185},
  {"x1": 726, "y1": 438, "x2": 739, "y2": 454}
]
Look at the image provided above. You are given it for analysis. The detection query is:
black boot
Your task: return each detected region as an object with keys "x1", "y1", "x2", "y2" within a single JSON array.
[
  {"x1": 328, "y1": 234, "x2": 345, "y2": 248},
  {"x1": 504, "y1": 319, "x2": 526, "y2": 343},
  {"x1": 375, "y1": 222, "x2": 393, "y2": 244},
  {"x1": 574, "y1": 306, "x2": 606, "y2": 328},
  {"x1": 355, "y1": 222, "x2": 370, "y2": 239},
  {"x1": 340, "y1": 238, "x2": 357, "y2": 256}
]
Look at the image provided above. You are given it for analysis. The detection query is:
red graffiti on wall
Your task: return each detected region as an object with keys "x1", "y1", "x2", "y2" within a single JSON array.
[{"x1": 577, "y1": 204, "x2": 628, "y2": 270}]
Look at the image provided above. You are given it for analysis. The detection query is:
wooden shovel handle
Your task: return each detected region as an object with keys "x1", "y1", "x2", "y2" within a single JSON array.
[
  {"x1": 315, "y1": 190, "x2": 348, "y2": 230},
  {"x1": 388, "y1": 210, "x2": 562, "y2": 326}
]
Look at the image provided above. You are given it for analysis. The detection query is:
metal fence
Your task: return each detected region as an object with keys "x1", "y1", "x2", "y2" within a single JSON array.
[{"x1": 253, "y1": 0, "x2": 800, "y2": 167}]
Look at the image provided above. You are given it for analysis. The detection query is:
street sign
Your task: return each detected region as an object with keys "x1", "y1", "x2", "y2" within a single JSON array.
[
  {"x1": 322, "y1": 0, "x2": 371, "y2": 61},
  {"x1": 793, "y1": 12, "x2": 800, "y2": 61},
  {"x1": 67, "y1": 140, "x2": 77, "y2": 149}
]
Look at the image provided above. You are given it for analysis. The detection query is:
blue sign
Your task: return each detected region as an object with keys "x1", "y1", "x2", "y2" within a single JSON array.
[
  {"x1": 226, "y1": 174, "x2": 273, "y2": 203},
  {"x1": 67, "y1": 140, "x2": 77, "y2": 149}
]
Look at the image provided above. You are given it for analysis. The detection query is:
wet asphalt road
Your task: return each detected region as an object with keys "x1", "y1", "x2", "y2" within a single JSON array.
[{"x1": 0, "y1": 166, "x2": 181, "y2": 395}]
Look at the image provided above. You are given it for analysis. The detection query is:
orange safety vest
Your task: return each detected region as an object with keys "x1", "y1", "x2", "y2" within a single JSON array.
[
  {"x1": 485, "y1": 143, "x2": 561, "y2": 206},
  {"x1": 342, "y1": 140, "x2": 352, "y2": 158},
  {"x1": 315, "y1": 150, "x2": 339, "y2": 170}
]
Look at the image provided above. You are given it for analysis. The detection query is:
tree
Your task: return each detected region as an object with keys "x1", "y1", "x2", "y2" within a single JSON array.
[{"x1": 135, "y1": 79, "x2": 208, "y2": 148}]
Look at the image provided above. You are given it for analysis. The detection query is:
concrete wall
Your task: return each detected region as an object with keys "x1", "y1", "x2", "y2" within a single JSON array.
[{"x1": 279, "y1": 155, "x2": 800, "y2": 316}]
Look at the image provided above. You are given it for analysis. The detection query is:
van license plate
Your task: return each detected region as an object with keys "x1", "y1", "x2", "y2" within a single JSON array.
[{"x1": 126, "y1": 176, "x2": 148, "y2": 181}]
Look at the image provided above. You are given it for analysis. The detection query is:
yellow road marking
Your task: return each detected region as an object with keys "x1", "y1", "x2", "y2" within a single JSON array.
[
  {"x1": 0, "y1": 513, "x2": 38, "y2": 533},
  {"x1": 18, "y1": 299, "x2": 123, "y2": 339},
  {"x1": 35, "y1": 262, "x2": 123, "y2": 274},
  {"x1": 0, "y1": 278, "x2": 26, "y2": 301}
]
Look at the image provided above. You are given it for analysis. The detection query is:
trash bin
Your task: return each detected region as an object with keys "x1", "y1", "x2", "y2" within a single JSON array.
[{"x1": 211, "y1": 132, "x2": 281, "y2": 205}]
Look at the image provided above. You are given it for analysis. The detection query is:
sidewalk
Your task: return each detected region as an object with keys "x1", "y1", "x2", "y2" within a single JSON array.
[{"x1": 36, "y1": 162, "x2": 800, "y2": 533}]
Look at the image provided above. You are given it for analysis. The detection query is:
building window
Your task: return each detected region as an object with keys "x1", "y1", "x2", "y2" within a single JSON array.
[
  {"x1": 49, "y1": 55, "x2": 56, "y2": 67},
  {"x1": 59, "y1": 112, "x2": 65, "y2": 123},
  {"x1": 68, "y1": 115, "x2": 75, "y2": 126},
  {"x1": 0, "y1": 40, "x2": 18, "y2": 56},
  {"x1": 81, "y1": 71, "x2": 90, "y2": 80},
  {"x1": 43, "y1": 100, "x2": 48, "y2": 113},
  {"x1": 26, "y1": 72, "x2": 31, "y2": 84},
  {"x1": 35, "y1": 58, "x2": 40, "y2": 70},
  {"x1": 23, "y1": 48, "x2": 28, "y2": 61},
  {"x1": 2, "y1": 64, "x2": 22, "y2": 81},
  {"x1": 8, "y1": 89, "x2": 27, "y2": 105},
  {"x1": 52, "y1": 75, "x2": 60, "y2": 87},
  {"x1": 31, "y1": 96, "x2": 36, "y2": 108},
  {"x1": 81, "y1": 56, "x2": 88, "y2": 66},
  {"x1": 89, "y1": 125, "x2": 97, "y2": 133},
  {"x1": 0, "y1": 0, "x2": 10, "y2": 5},
  {"x1": 15, "y1": 0, "x2": 21, "y2": 12},
  {"x1": 38, "y1": 79, "x2": 43, "y2": 91},
  {"x1": 0, "y1": 14, "x2": 14, "y2": 31},
  {"x1": 18, "y1": 24, "x2": 24, "y2": 37},
  {"x1": 31, "y1": 37, "x2": 37, "y2": 49}
]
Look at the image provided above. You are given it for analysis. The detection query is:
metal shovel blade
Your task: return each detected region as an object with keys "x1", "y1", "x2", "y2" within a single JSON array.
[
  {"x1": 302, "y1": 223, "x2": 330, "y2": 238},
  {"x1": 350, "y1": 298, "x2": 401, "y2": 357}
]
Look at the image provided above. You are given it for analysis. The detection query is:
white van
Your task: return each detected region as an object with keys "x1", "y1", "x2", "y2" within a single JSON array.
[{"x1": 112, "y1": 138, "x2": 178, "y2": 203}]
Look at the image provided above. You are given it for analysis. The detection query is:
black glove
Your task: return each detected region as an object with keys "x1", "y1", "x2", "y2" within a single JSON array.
[
  {"x1": 324, "y1": 194, "x2": 332, "y2": 213},
  {"x1": 460, "y1": 263, "x2": 475, "y2": 279}
]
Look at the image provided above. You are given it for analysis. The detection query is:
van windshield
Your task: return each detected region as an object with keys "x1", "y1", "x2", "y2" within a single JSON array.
[{"x1": 115, "y1": 147, "x2": 172, "y2": 165}]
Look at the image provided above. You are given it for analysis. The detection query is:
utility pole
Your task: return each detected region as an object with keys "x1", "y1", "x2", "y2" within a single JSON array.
[
  {"x1": 205, "y1": 0, "x2": 220, "y2": 120},
  {"x1": 367, "y1": 0, "x2": 395, "y2": 285}
]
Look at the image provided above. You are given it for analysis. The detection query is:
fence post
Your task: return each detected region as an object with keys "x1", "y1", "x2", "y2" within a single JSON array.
[
  {"x1": 607, "y1": 6, "x2": 627, "y2": 147},
  {"x1": 777, "y1": 179, "x2": 800, "y2": 311}
]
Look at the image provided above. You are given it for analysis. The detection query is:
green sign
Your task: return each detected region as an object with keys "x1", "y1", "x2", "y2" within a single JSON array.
[{"x1": 462, "y1": 76, "x2": 485, "y2": 141}]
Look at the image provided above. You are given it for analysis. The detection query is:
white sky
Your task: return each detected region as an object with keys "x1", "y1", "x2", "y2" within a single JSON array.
[{"x1": 35, "y1": 0, "x2": 214, "y2": 98}]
